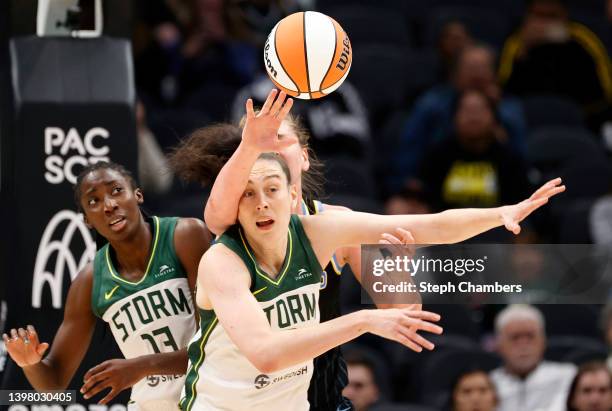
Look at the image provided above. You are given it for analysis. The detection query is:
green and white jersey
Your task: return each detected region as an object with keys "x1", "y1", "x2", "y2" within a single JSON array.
[
  {"x1": 92, "y1": 216, "x2": 197, "y2": 411},
  {"x1": 180, "y1": 215, "x2": 322, "y2": 411}
]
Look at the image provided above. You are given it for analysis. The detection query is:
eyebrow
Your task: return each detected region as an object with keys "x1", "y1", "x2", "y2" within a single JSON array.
[
  {"x1": 84, "y1": 179, "x2": 118, "y2": 195},
  {"x1": 247, "y1": 174, "x2": 283, "y2": 184}
]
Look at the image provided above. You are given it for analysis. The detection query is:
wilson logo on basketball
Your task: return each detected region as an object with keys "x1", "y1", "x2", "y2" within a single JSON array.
[
  {"x1": 32, "y1": 210, "x2": 96, "y2": 308},
  {"x1": 264, "y1": 40, "x2": 278, "y2": 78},
  {"x1": 335, "y1": 35, "x2": 351, "y2": 71}
]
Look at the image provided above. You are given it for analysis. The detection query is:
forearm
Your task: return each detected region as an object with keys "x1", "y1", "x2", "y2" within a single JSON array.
[
  {"x1": 414, "y1": 208, "x2": 503, "y2": 244},
  {"x1": 204, "y1": 143, "x2": 260, "y2": 234},
  {"x1": 22, "y1": 359, "x2": 67, "y2": 391},
  {"x1": 131, "y1": 349, "x2": 189, "y2": 376},
  {"x1": 255, "y1": 310, "x2": 370, "y2": 372}
]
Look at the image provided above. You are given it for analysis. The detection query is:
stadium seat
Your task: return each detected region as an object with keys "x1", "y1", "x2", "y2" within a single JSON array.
[
  {"x1": 403, "y1": 50, "x2": 440, "y2": 101},
  {"x1": 536, "y1": 304, "x2": 603, "y2": 339},
  {"x1": 349, "y1": 45, "x2": 410, "y2": 126},
  {"x1": 323, "y1": 6, "x2": 412, "y2": 48},
  {"x1": 545, "y1": 336, "x2": 608, "y2": 363},
  {"x1": 558, "y1": 199, "x2": 597, "y2": 243},
  {"x1": 526, "y1": 126, "x2": 606, "y2": 185},
  {"x1": 522, "y1": 95, "x2": 585, "y2": 130},
  {"x1": 561, "y1": 160, "x2": 612, "y2": 201},
  {"x1": 322, "y1": 155, "x2": 377, "y2": 198},
  {"x1": 423, "y1": 6, "x2": 512, "y2": 49}
]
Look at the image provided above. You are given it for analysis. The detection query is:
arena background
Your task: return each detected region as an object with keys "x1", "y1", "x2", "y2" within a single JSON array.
[{"x1": 1, "y1": 0, "x2": 611, "y2": 410}]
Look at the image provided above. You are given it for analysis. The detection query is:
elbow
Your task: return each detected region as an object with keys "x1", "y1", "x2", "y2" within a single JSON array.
[
  {"x1": 250, "y1": 357, "x2": 280, "y2": 374},
  {"x1": 246, "y1": 345, "x2": 281, "y2": 374},
  {"x1": 204, "y1": 203, "x2": 233, "y2": 236}
]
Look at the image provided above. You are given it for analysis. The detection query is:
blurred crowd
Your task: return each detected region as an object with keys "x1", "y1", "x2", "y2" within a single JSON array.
[{"x1": 129, "y1": 0, "x2": 612, "y2": 409}]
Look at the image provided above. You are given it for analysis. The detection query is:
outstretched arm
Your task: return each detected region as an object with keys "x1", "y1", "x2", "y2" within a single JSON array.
[
  {"x1": 303, "y1": 178, "x2": 565, "y2": 267},
  {"x1": 2, "y1": 265, "x2": 96, "y2": 390},
  {"x1": 200, "y1": 245, "x2": 442, "y2": 373},
  {"x1": 204, "y1": 90, "x2": 295, "y2": 235}
]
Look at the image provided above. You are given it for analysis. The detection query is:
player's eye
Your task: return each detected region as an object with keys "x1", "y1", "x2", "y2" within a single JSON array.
[
  {"x1": 243, "y1": 191, "x2": 254, "y2": 198},
  {"x1": 112, "y1": 186, "x2": 123, "y2": 195}
]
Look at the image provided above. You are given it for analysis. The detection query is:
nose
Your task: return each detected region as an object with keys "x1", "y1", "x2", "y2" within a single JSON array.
[
  {"x1": 103, "y1": 196, "x2": 118, "y2": 213},
  {"x1": 256, "y1": 201, "x2": 269, "y2": 212}
]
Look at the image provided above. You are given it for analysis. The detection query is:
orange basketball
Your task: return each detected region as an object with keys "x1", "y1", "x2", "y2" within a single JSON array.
[{"x1": 263, "y1": 11, "x2": 352, "y2": 100}]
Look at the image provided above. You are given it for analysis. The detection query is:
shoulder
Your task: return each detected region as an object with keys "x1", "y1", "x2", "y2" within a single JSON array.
[
  {"x1": 174, "y1": 217, "x2": 212, "y2": 249},
  {"x1": 75, "y1": 262, "x2": 94, "y2": 287},
  {"x1": 200, "y1": 243, "x2": 250, "y2": 284}
]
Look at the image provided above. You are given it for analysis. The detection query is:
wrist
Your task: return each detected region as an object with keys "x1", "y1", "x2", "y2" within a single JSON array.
[
  {"x1": 237, "y1": 139, "x2": 264, "y2": 158},
  {"x1": 355, "y1": 310, "x2": 374, "y2": 334}
]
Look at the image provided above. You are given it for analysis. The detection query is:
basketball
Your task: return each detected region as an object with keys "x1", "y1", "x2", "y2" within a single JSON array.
[{"x1": 263, "y1": 11, "x2": 352, "y2": 100}]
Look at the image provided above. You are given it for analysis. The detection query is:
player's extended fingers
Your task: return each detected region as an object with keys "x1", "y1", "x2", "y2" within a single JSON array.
[
  {"x1": 10, "y1": 329, "x2": 18, "y2": 340},
  {"x1": 99, "y1": 388, "x2": 121, "y2": 405},
  {"x1": 26, "y1": 325, "x2": 40, "y2": 346},
  {"x1": 381, "y1": 233, "x2": 402, "y2": 245},
  {"x1": 81, "y1": 373, "x2": 110, "y2": 399},
  {"x1": 17, "y1": 328, "x2": 28, "y2": 344},
  {"x1": 2, "y1": 333, "x2": 8, "y2": 343},
  {"x1": 245, "y1": 98, "x2": 255, "y2": 119},
  {"x1": 405, "y1": 330, "x2": 436, "y2": 351},
  {"x1": 276, "y1": 97, "x2": 294, "y2": 122},
  {"x1": 84, "y1": 361, "x2": 109, "y2": 382},
  {"x1": 404, "y1": 310, "x2": 441, "y2": 322},
  {"x1": 402, "y1": 316, "x2": 443, "y2": 335},
  {"x1": 270, "y1": 90, "x2": 287, "y2": 116},
  {"x1": 260, "y1": 89, "x2": 278, "y2": 114},
  {"x1": 543, "y1": 185, "x2": 566, "y2": 200},
  {"x1": 396, "y1": 330, "x2": 423, "y2": 352},
  {"x1": 396, "y1": 228, "x2": 415, "y2": 244},
  {"x1": 530, "y1": 177, "x2": 562, "y2": 200}
]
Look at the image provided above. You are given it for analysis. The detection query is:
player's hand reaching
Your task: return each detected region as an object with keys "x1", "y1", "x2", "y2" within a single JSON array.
[
  {"x1": 242, "y1": 89, "x2": 296, "y2": 153},
  {"x1": 367, "y1": 309, "x2": 442, "y2": 352},
  {"x1": 500, "y1": 177, "x2": 565, "y2": 234},
  {"x1": 2, "y1": 325, "x2": 49, "y2": 368},
  {"x1": 81, "y1": 358, "x2": 146, "y2": 404}
]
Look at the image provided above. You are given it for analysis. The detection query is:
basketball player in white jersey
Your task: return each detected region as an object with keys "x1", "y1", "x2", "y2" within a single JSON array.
[{"x1": 179, "y1": 90, "x2": 565, "y2": 410}]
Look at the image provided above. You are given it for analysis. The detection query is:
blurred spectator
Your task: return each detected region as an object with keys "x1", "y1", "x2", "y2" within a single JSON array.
[
  {"x1": 343, "y1": 350, "x2": 381, "y2": 411},
  {"x1": 402, "y1": 89, "x2": 529, "y2": 213},
  {"x1": 391, "y1": 44, "x2": 527, "y2": 193},
  {"x1": 566, "y1": 362, "x2": 612, "y2": 411},
  {"x1": 135, "y1": 0, "x2": 259, "y2": 116},
  {"x1": 491, "y1": 304, "x2": 577, "y2": 411},
  {"x1": 437, "y1": 20, "x2": 474, "y2": 81},
  {"x1": 231, "y1": 75, "x2": 372, "y2": 161},
  {"x1": 450, "y1": 369, "x2": 498, "y2": 411},
  {"x1": 590, "y1": 194, "x2": 612, "y2": 246},
  {"x1": 136, "y1": 101, "x2": 174, "y2": 195},
  {"x1": 498, "y1": 0, "x2": 612, "y2": 130},
  {"x1": 601, "y1": 304, "x2": 612, "y2": 370}
]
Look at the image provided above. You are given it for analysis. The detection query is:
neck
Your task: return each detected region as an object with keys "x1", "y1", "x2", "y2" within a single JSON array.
[
  {"x1": 246, "y1": 230, "x2": 289, "y2": 278},
  {"x1": 295, "y1": 190, "x2": 304, "y2": 215},
  {"x1": 109, "y1": 215, "x2": 152, "y2": 274}
]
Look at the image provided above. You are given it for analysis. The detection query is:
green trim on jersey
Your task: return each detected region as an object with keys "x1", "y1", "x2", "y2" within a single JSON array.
[
  {"x1": 91, "y1": 216, "x2": 186, "y2": 318},
  {"x1": 237, "y1": 224, "x2": 293, "y2": 286},
  {"x1": 180, "y1": 309, "x2": 218, "y2": 411},
  {"x1": 105, "y1": 216, "x2": 160, "y2": 286}
]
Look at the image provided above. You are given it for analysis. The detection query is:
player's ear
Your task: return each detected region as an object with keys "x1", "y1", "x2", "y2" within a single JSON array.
[
  {"x1": 290, "y1": 184, "x2": 298, "y2": 210},
  {"x1": 135, "y1": 188, "x2": 144, "y2": 204},
  {"x1": 301, "y1": 147, "x2": 310, "y2": 172}
]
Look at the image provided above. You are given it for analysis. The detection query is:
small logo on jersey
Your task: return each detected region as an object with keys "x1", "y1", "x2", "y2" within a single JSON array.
[
  {"x1": 146, "y1": 374, "x2": 183, "y2": 387},
  {"x1": 104, "y1": 285, "x2": 120, "y2": 300},
  {"x1": 156, "y1": 264, "x2": 175, "y2": 278},
  {"x1": 295, "y1": 268, "x2": 312, "y2": 281},
  {"x1": 146, "y1": 375, "x2": 160, "y2": 387},
  {"x1": 254, "y1": 374, "x2": 270, "y2": 389}
]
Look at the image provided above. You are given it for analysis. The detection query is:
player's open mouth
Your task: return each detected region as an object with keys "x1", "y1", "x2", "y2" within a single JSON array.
[
  {"x1": 109, "y1": 216, "x2": 127, "y2": 231},
  {"x1": 256, "y1": 219, "x2": 275, "y2": 229}
]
